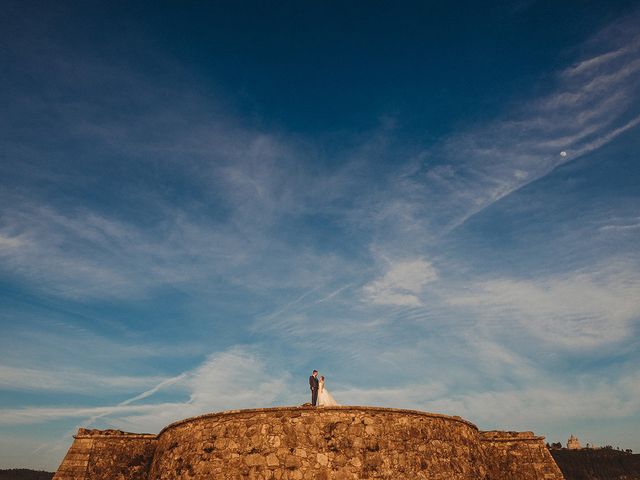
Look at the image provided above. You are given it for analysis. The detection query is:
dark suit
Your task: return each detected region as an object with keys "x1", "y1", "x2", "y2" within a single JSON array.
[{"x1": 309, "y1": 375, "x2": 319, "y2": 406}]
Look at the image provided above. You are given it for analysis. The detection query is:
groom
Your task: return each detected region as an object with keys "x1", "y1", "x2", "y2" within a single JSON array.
[{"x1": 309, "y1": 370, "x2": 319, "y2": 406}]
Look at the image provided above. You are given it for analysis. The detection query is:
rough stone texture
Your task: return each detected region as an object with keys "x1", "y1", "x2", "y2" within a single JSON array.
[
  {"x1": 53, "y1": 406, "x2": 565, "y2": 480},
  {"x1": 150, "y1": 407, "x2": 486, "y2": 480},
  {"x1": 52, "y1": 429, "x2": 156, "y2": 480},
  {"x1": 481, "y1": 431, "x2": 565, "y2": 480}
]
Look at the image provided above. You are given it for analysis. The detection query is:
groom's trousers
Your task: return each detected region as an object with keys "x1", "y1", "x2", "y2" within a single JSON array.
[{"x1": 311, "y1": 388, "x2": 318, "y2": 406}]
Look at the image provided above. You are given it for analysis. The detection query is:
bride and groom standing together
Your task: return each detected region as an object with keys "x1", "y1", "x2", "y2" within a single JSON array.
[{"x1": 309, "y1": 370, "x2": 339, "y2": 407}]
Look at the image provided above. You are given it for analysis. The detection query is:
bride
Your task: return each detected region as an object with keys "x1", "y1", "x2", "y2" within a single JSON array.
[{"x1": 317, "y1": 375, "x2": 339, "y2": 406}]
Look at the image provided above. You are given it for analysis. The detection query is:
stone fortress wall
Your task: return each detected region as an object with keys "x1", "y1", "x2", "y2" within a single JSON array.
[
  {"x1": 52, "y1": 429, "x2": 155, "y2": 480},
  {"x1": 53, "y1": 406, "x2": 565, "y2": 480},
  {"x1": 480, "y1": 431, "x2": 564, "y2": 480}
]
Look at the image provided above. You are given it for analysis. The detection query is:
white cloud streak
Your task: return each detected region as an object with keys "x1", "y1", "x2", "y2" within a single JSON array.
[
  {"x1": 600, "y1": 217, "x2": 640, "y2": 232},
  {"x1": 364, "y1": 10, "x2": 640, "y2": 247},
  {"x1": 0, "y1": 346, "x2": 292, "y2": 432},
  {"x1": 425, "y1": 371, "x2": 640, "y2": 429},
  {"x1": 0, "y1": 365, "x2": 167, "y2": 394},
  {"x1": 329, "y1": 366, "x2": 640, "y2": 432},
  {"x1": 444, "y1": 265, "x2": 640, "y2": 348},
  {"x1": 362, "y1": 258, "x2": 438, "y2": 306}
]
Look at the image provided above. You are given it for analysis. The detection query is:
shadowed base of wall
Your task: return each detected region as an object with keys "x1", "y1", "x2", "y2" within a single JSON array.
[{"x1": 53, "y1": 406, "x2": 565, "y2": 480}]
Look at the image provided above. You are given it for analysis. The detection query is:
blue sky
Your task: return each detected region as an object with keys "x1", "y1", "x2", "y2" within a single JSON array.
[{"x1": 1, "y1": 0, "x2": 640, "y2": 470}]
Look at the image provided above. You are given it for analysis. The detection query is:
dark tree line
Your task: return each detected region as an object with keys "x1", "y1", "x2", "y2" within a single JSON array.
[
  {"x1": 550, "y1": 449, "x2": 640, "y2": 480},
  {"x1": 0, "y1": 469, "x2": 53, "y2": 480}
]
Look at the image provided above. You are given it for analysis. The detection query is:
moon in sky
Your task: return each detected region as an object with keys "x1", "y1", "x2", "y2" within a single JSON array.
[{"x1": 560, "y1": 151, "x2": 567, "y2": 157}]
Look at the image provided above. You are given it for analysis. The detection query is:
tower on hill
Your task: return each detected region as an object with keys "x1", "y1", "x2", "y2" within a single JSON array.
[{"x1": 568, "y1": 434, "x2": 582, "y2": 450}]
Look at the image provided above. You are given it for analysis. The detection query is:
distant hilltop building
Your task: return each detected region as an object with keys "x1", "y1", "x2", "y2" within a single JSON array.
[{"x1": 568, "y1": 434, "x2": 582, "y2": 449}]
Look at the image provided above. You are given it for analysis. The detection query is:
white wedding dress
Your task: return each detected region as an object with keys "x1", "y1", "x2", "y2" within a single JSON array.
[{"x1": 317, "y1": 380, "x2": 339, "y2": 406}]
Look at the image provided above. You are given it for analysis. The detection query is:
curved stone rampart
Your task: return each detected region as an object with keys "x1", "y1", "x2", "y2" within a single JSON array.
[
  {"x1": 53, "y1": 406, "x2": 565, "y2": 480},
  {"x1": 150, "y1": 406, "x2": 485, "y2": 479}
]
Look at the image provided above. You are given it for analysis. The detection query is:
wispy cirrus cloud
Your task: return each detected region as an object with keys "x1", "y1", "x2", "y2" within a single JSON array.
[
  {"x1": 0, "y1": 364, "x2": 168, "y2": 395},
  {"x1": 334, "y1": 371, "x2": 640, "y2": 427},
  {"x1": 0, "y1": 33, "x2": 368, "y2": 301},
  {"x1": 0, "y1": 404, "x2": 165, "y2": 426},
  {"x1": 0, "y1": 183, "x2": 354, "y2": 301},
  {"x1": 0, "y1": 199, "x2": 245, "y2": 299},
  {"x1": 362, "y1": 258, "x2": 438, "y2": 307},
  {"x1": 364, "y1": 10, "x2": 640, "y2": 249},
  {"x1": 444, "y1": 264, "x2": 640, "y2": 348},
  {"x1": 0, "y1": 346, "x2": 291, "y2": 429},
  {"x1": 2, "y1": 9, "x2": 638, "y2": 305},
  {"x1": 425, "y1": 371, "x2": 640, "y2": 429},
  {"x1": 599, "y1": 217, "x2": 640, "y2": 232}
]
